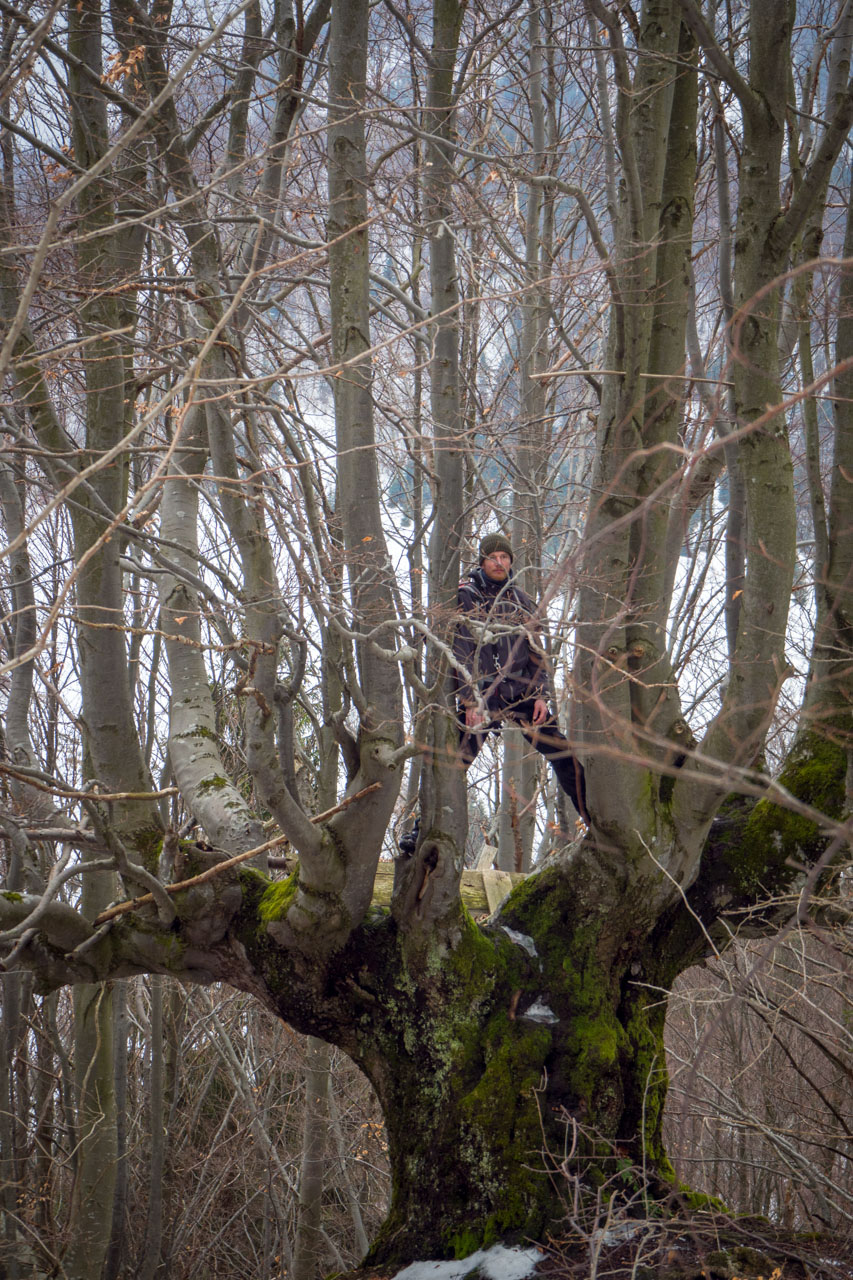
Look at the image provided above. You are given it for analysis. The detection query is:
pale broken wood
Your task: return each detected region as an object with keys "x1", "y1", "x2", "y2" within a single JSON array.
[
  {"x1": 482, "y1": 869, "x2": 515, "y2": 914},
  {"x1": 474, "y1": 841, "x2": 498, "y2": 871},
  {"x1": 370, "y1": 862, "x2": 524, "y2": 914}
]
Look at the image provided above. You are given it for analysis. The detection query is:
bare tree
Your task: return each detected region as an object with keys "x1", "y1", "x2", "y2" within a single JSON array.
[{"x1": 1, "y1": 0, "x2": 851, "y2": 1268}]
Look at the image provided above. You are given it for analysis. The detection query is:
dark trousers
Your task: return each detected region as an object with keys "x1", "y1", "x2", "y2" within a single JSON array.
[{"x1": 458, "y1": 697, "x2": 587, "y2": 821}]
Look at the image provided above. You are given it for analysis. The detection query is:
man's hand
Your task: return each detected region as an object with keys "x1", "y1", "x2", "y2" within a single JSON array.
[
  {"x1": 531, "y1": 698, "x2": 549, "y2": 725},
  {"x1": 464, "y1": 705, "x2": 486, "y2": 729}
]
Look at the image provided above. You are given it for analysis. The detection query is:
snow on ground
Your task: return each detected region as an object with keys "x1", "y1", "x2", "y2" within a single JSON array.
[{"x1": 393, "y1": 1244, "x2": 544, "y2": 1280}]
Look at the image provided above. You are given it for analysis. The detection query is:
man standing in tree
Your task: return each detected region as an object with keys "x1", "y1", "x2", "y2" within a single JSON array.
[{"x1": 453, "y1": 533, "x2": 587, "y2": 822}]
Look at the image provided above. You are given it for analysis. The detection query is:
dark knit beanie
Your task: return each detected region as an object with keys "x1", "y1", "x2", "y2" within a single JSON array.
[{"x1": 478, "y1": 533, "x2": 513, "y2": 563}]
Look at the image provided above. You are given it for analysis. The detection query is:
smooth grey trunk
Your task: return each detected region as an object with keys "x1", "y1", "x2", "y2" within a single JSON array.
[
  {"x1": 500, "y1": 1, "x2": 551, "y2": 873},
  {"x1": 65, "y1": 0, "x2": 161, "y2": 842},
  {"x1": 0, "y1": 967, "x2": 24, "y2": 1280},
  {"x1": 261, "y1": 0, "x2": 406, "y2": 947},
  {"x1": 157, "y1": 404, "x2": 267, "y2": 855},
  {"x1": 293, "y1": 607, "x2": 344, "y2": 1280},
  {"x1": 497, "y1": 730, "x2": 536, "y2": 872},
  {"x1": 327, "y1": 1082, "x2": 370, "y2": 1257},
  {"x1": 822, "y1": 161, "x2": 853, "y2": 725},
  {"x1": 576, "y1": 0, "x2": 693, "y2": 847},
  {"x1": 65, "y1": 981, "x2": 117, "y2": 1279},
  {"x1": 291, "y1": 1037, "x2": 331, "y2": 1280},
  {"x1": 30, "y1": 993, "x2": 55, "y2": 1251},
  {"x1": 787, "y1": 10, "x2": 853, "y2": 698},
  {"x1": 136, "y1": 976, "x2": 166, "y2": 1280},
  {"x1": 0, "y1": 463, "x2": 35, "y2": 757},
  {"x1": 0, "y1": 462, "x2": 71, "y2": 843},
  {"x1": 60, "y1": 6, "x2": 148, "y2": 1267},
  {"x1": 0, "y1": 462, "x2": 36, "y2": 1278},
  {"x1": 65, "y1": 832, "x2": 116, "y2": 1280},
  {"x1": 712, "y1": 111, "x2": 746, "y2": 662},
  {"x1": 104, "y1": 981, "x2": 129, "y2": 1280},
  {"x1": 394, "y1": 0, "x2": 469, "y2": 933}
]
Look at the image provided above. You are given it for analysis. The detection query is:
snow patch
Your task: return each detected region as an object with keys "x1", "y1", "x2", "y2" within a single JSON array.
[
  {"x1": 501, "y1": 927, "x2": 538, "y2": 959},
  {"x1": 394, "y1": 1244, "x2": 543, "y2": 1280},
  {"x1": 591, "y1": 1220, "x2": 641, "y2": 1247},
  {"x1": 520, "y1": 998, "x2": 559, "y2": 1025}
]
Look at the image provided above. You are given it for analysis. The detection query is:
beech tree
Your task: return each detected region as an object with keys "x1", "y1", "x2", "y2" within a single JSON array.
[{"x1": 1, "y1": 0, "x2": 851, "y2": 1269}]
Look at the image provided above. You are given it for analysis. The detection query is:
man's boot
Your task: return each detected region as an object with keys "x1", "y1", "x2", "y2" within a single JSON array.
[{"x1": 397, "y1": 817, "x2": 419, "y2": 856}]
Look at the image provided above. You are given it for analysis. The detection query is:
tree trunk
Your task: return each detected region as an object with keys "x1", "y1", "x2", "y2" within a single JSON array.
[
  {"x1": 65, "y1": 980, "x2": 117, "y2": 1279},
  {"x1": 3, "y1": 0, "x2": 853, "y2": 1267},
  {"x1": 0, "y1": 969, "x2": 25, "y2": 1279},
  {"x1": 497, "y1": 730, "x2": 536, "y2": 872},
  {"x1": 104, "y1": 981, "x2": 129, "y2": 1280},
  {"x1": 292, "y1": 1037, "x2": 331, "y2": 1280},
  {"x1": 138, "y1": 976, "x2": 166, "y2": 1280},
  {"x1": 307, "y1": 865, "x2": 672, "y2": 1262}
]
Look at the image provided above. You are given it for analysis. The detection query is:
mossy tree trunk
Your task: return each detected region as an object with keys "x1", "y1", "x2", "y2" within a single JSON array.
[
  {"x1": 355, "y1": 897, "x2": 672, "y2": 1262},
  {"x1": 233, "y1": 756, "x2": 837, "y2": 1267},
  {"x1": 236, "y1": 871, "x2": 669, "y2": 1261}
]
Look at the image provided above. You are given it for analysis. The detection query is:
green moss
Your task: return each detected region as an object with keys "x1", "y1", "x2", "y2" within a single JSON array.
[
  {"x1": 510, "y1": 880, "x2": 675, "y2": 1177},
  {"x1": 173, "y1": 725, "x2": 217, "y2": 741},
  {"x1": 504, "y1": 875, "x2": 635, "y2": 1126},
  {"x1": 558, "y1": 928, "x2": 606, "y2": 1008},
  {"x1": 717, "y1": 730, "x2": 846, "y2": 897},
  {"x1": 460, "y1": 1021, "x2": 551, "y2": 1130},
  {"x1": 443, "y1": 908, "x2": 525, "y2": 1001},
  {"x1": 676, "y1": 1188, "x2": 728, "y2": 1214},
  {"x1": 239, "y1": 866, "x2": 269, "y2": 894},
  {"x1": 363, "y1": 910, "x2": 563, "y2": 1263},
  {"x1": 500, "y1": 862, "x2": 574, "y2": 941},
  {"x1": 448, "y1": 1228, "x2": 481, "y2": 1259},
  {"x1": 257, "y1": 873, "x2": 298, "y2": 923},
  {"x1": 362, "y1": 903, "x2": 391, "y2": 926},
  {"x1": 563, "y1": 1012, "x2": 623, "y2": 1089},
  {"x1": 130, "y1": 828, "x2": 164, "y2": 873},
  {"x1": 243, "y1": 856, "x2": 725, "y2": 1262},
  {"x1": 2, "y1": 891, "x2": 23, "y2": 902},
  {"x1": 621, "y1": 988, "x2": 670, "y2": 1166},
  {"x1": 196, "y1": 774, "x2": 229, "y2": 793}
]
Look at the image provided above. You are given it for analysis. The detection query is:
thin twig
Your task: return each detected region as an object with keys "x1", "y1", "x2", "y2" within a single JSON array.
[
  {"x1": 532, "y1": 368, "x2": 734, "y2": 385},
  {"x1": 0, "y1": 761, "x2": 178, "y2": 803}
]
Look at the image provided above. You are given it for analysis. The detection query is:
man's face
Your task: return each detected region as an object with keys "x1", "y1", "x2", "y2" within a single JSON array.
[{"x1": 481, "y1": 550, "x2": 512, "y2": 582}]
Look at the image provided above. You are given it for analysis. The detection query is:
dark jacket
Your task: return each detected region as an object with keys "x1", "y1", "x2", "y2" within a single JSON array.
[{"x1": 452, "y1": 568, "x2": 549, "y2": 708}]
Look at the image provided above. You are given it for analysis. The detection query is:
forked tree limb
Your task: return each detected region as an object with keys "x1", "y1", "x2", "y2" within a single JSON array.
[{"x1": 92, "y1": 783, "x2": 382, "y2": 926}]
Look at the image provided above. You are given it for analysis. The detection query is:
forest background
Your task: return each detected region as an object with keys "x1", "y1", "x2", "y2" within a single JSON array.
[{"x1": 0, "y1": 0, "x2": 851, "y2": 1276}]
